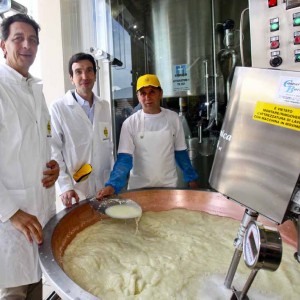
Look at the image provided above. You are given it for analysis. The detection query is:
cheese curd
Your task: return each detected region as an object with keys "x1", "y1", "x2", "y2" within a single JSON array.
[
  {"x1": 63, "y1": 209, "x2": 299, "y2": 300},
  {"x1": 105, "y1": 204, "x2": 142, "y2": 219}
]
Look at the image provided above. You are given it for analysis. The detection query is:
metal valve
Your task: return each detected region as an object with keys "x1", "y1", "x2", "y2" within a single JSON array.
[{"x1": 231, "y1": 221, "x2": 282, "y2": 300}]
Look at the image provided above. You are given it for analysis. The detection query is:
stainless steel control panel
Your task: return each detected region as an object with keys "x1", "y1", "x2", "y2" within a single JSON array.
[
  {"x1": 249, "y1": 0, "x2": 300, "y2": 70},
  {"x1": 209, "y1": 67, "x2": 300, "y2": 224}
]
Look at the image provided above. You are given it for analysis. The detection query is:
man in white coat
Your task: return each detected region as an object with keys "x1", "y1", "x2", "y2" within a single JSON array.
[
  {"x1": 0, "y1": 13, "x2": 59, "y2": 299},
  {"x1": 97, "y1": 74, "x2": 198, "y2": 199},
  {"x1": 50, "y1": 52, "x2": 114, "y2": 208}
]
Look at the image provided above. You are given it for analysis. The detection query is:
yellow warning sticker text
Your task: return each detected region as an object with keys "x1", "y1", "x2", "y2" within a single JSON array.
[{"x1": 253, "y1": 101, "x2": 300, "y2": 131}]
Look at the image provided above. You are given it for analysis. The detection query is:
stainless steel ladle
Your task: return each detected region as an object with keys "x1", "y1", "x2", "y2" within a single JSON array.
[{"x1": 88, "y1": 196, "x2": 142, "y2": 219}]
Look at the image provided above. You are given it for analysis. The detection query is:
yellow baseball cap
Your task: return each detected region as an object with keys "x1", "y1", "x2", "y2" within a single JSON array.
[{"x1": 136, "y1": 74, "x2": 161, "y2": 91}]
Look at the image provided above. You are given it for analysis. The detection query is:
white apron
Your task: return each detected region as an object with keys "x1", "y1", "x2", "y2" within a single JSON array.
[{"x1": 128, "y1": 110, "x2": 178, "y2": 189}]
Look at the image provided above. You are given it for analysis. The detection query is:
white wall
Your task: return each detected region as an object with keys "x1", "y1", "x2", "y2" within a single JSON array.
[
  {"x1": 37, "y1": 1, "x2": 66, "y2": 211},
  {"x1": 37, "y1": 0, "x2": 65, "y2": 106}
]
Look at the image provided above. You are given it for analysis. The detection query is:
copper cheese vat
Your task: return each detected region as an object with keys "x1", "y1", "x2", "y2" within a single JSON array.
[{"x1": 39, "y1": 189, "x2": 296, "y2": 299}]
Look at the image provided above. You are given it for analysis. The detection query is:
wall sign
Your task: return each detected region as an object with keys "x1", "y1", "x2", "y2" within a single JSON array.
[{"x1": 172, "y1": 64, "x2": 191, "y2": 92}]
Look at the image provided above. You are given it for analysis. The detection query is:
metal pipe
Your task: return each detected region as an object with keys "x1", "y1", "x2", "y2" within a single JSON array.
[
  {"x1": 203, "y1": 59, "x2": 210, "y2": 120},
  {"x1": 295, "y1": 215, "x2": 300, "y2": 263},
  {"x1": 211, "y1": 0, "x2": 218, "y2": 125},
  {"x1": 225, "y1": 49, "x2": 238, "y2": 102},
  {"x1": 11, "y1": 0, "x2": 27, "y2": 14},
  {"x1": 224, "y1": 248, "x2": 243, "y2": 289},
  {"x1": 239, "y1": 269, "x2": 259, "y2": 299},
  {"x1": 224, "y1": 208, "x2": 259, "y2": 289},
  {"x1": 239, "y1": 8, "x2": 249, "y2": 67},
  {"x1": 144, "y1": 36, "x2": 149, "y2": 73},
  {"x1": 288, "y1": 182, "x2": 300, "y2": 263},
  {"x1": 198, "y1": 122, "x2": 202, "y2": 143},
  {"x1": 95, "y1": 60, "x2": 101, "y2": 99}
]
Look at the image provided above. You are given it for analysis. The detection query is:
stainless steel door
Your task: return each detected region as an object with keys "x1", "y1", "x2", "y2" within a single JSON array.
[{"x1": 209, "y1": 67, "x2": 300, "y2": 223}]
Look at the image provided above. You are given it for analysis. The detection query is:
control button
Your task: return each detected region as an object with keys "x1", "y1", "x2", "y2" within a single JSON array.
[
  {"x1": 294, "y1": 13, "x2": 300, "y2": 26},
  {"x1": 270, "y1": 23, "x2": 279, "y2": 31},
  {"x1": 270, "y1": 40, "x2": 280, "y2": 49},
  {"x1": 268, "y1": 0, "x2": 277, "y2": 7},
  {"x1": 295, "y1": 36, "x2": 300, "y2": 45},
  {"x1": 270, "y1": 56, "x2": 283, "y2": 67},
  {"x1": 294, "y1": 17, "x2": 300, "y2": 26},
  {"x1": 270, "y1": 18, "x2": 279, "y2": 31},
  {"x1": 295, "y1": 50, "x2": 300, "y2": 62},
  {"x1": 270, "y1": 35, "x2": 280, "y2": 49}
]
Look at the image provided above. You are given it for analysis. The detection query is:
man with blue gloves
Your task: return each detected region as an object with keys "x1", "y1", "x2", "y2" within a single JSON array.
[{"x1": 97, "y1": 74, "x2": 198, "y2": 198}]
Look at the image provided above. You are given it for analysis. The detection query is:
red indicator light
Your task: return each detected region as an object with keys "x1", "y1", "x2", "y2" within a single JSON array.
[
  {"x1": 268, "y1": 0, "x2": 277, "y2": 7},
  {"x1": 295, "y1": 36, "x2": 300, "y2": 45},
  {"x1": 270, "y1": 40, "x2": 280, "y2": 49}
]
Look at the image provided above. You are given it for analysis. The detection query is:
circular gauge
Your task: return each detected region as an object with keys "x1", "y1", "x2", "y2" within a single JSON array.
[
  {"x1": 243, "y1": 221, "x2": 282, "y2": 271},
  {"x1": 243, "y1": 222, "x2": 260, "y2": 268}
]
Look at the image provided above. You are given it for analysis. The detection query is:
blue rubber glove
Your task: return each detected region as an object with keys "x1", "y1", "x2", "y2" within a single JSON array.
[
  {"x1": 175, "y1": 150, "x2": 199, "y2": 182},
  {"x1": 105, "y1": 153, "x2": 133, "y2": 194}
]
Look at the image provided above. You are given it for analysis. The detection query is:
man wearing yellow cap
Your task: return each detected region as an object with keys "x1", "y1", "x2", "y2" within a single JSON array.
[{"x1": 97, "y1": 74, "x2": 198, "y2": 198}]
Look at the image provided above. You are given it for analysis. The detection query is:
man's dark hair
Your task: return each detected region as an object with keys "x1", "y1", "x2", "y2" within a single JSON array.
[
  {"x1": 0, "y1": 13, "x2": 40, "y2": 43},
  {"x1": 68, "y1": 52, "x2": 97, "y2": 77}
]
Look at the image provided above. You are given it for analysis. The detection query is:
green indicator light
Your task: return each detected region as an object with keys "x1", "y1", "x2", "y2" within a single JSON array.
[
  {"x1": 271, "y1": 23, "x2": 279, "y2": 30},
  {"x1": 294, "y1": 18, "x2": 300, "y2": 26}
]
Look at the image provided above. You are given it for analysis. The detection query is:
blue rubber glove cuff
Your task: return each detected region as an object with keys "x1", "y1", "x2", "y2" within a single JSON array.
[
  {"x1": 175, "y1": 150, "x2": 199, "y2": 182},
  {"x1": 105, "y1": 153, "x2": 133, "y2": 194}
]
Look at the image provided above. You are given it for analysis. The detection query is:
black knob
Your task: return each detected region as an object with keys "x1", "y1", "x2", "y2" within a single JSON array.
[
  {"x1": 112, "y1": 58, "x2": 123, "y2": 67},
  {"x1": 269, "y1": 56, "x2": 283, "y2": 67},
  {"x1": 223, "y1": 19, "x2": 235, "y2": 30}
]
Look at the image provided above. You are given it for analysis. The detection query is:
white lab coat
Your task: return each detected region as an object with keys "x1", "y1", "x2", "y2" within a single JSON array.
[
  {"x1": 50, "y1": 90, "x2": 114, "y2": 199},
  {"x1": 0, "y1": 63, "x2": 56, "y2": 288}
]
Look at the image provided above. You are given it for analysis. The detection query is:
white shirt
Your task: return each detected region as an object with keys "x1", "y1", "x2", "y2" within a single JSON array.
[
  {"x1": 118, "y1": 108, "x2": 187, "y2": 155},
  {"x1": 74, "y1": 90, "x2": 95, "y2": 123}
]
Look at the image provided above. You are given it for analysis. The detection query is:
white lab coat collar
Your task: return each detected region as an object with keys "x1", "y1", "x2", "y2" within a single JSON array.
[
  {"x1": 65, "y1": 89, "x2": 103, "y2": 107},
  {"x1": 74, "y1": 90, "x2": 94, "y2": 107},
  {"x1": 0, "y1": 62, "x2": 40, "y2": 84},
  {"x1": 65, "y1": 90, "x2": 77, "y2": 105},
  {"x1": 0, "y1": 63, "x2": 43, "y2": 125}
]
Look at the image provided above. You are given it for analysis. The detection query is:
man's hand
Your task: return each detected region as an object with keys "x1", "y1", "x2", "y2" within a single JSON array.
[
  {"x1": 42, "y1": 160, "x2": 59, "y2": 188},
  {"x1": 96, "y1": 186, "x2": 115, "y2": 200},
  {"x1": 10, "y1": 210, "x2": 43, "y2": 244},
  {"x1": 61, "y1": 190, "x2": 79, "y2": 208},
  {"x1": 188, "y1": 180, "x2": 199, "y2": 189}
]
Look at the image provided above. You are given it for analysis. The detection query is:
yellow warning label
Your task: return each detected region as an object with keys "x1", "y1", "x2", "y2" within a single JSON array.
[{"x1": 253, "y1": 101, "x2": 300, "y2": 131}]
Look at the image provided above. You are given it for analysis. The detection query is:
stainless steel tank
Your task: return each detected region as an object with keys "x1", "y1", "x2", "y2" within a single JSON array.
[
  {"x1": 39, "y1": 189, "x2": 296, "y2": 299},
  {"x1": 149, "y1": 0, "x2": 249, "y2": 98},
  {"x1": 177, "y1": 137, "x2": 217, "y2": 188},
  {"x1": 150, "y1": 0, "x2": 213, "y2": 97}
]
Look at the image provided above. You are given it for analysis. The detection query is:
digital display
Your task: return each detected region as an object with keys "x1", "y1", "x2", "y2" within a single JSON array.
[{"x1": 249, "y1": 231, "x2": 258, "y2": 258}]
